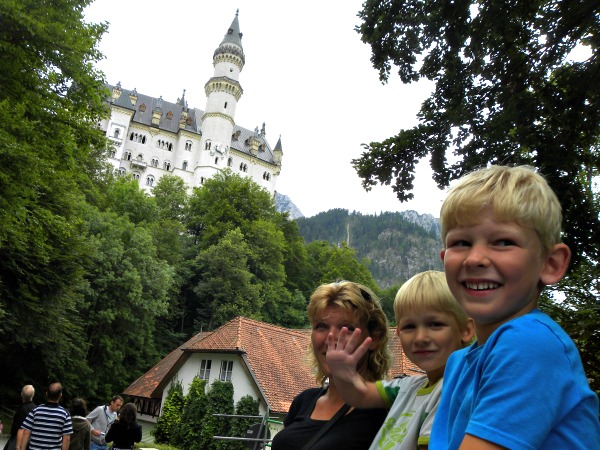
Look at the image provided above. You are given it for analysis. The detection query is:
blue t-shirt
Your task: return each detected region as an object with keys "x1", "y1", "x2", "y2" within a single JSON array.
[{"x1": 430, "y1": 309, "x2": 600, "y2": 449}]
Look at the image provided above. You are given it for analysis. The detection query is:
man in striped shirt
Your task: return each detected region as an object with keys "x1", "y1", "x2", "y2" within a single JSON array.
[{"x1": 18, "y1": 382, "x2": 73, "y2": 450}]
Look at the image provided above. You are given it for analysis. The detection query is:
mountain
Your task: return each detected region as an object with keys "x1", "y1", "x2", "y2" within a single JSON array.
[
  {"x1": 275, "y1": 192, "x2": 304, "y2": 219},
  {"x1": 295, "y1": 209, "x2": 443, "y2": 289}
]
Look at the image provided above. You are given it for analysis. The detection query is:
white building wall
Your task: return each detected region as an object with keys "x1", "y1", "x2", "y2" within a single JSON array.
[{"x1": 160, "y1": 352, "x2": 267, "y2": 416}]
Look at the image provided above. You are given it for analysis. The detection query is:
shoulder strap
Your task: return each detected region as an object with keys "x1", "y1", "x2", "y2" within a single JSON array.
[{"x1": 301, "y1": 402, "x2": 351, "y2": 450}]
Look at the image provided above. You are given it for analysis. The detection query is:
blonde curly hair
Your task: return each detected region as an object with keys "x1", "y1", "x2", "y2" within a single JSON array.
[{"x1": 307, "y1": 281, "x2": 391, "y2": 385}]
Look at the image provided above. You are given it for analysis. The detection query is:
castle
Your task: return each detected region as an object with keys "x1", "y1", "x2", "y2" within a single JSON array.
[{"x1": 99, "y1": 11, "x2": 282, "y2": 194}]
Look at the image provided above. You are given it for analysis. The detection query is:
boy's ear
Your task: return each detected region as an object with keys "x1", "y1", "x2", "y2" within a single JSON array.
[
  {"x1": 539, "y1": 243, "x2": 571, "y2": 286},
  {"x1": 461, "y1": 318, "x2": 475, "y2": 346}
]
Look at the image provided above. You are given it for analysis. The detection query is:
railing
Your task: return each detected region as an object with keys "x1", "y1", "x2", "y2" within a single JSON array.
[{"x1": 212, "y1": 413, "x2": 283, "y2": 450}]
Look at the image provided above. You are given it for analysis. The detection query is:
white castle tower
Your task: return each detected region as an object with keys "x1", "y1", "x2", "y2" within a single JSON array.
[{"x1": 101, "y1": 11, "x2": 283, "y2": 195}]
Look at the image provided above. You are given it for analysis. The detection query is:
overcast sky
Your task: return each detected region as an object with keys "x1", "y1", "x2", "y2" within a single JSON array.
[{"x1": 84, "y1": 0, "x2": 448, "y2": 218}]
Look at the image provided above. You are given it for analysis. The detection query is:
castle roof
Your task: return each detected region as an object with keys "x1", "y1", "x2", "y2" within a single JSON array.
[{"x1": 107, "y1": 84, "x2": 279, "y2": 166}]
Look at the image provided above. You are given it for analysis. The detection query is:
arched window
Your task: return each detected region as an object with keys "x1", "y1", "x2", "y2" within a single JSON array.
[
  {"x1": 118, "y1": 168, "x2": 126, "y2": 177},
  {"x1": 163, "y1": 161, "x2": 171, "y2": 171},
  {"x1": 146, "y1": 175, "x2": 155, "y2": 187},
  {"x1": 132, "y1": 172, "x2": 140, "y2": 180},
  {"x1": 123, "y1": 151, "x2": 132, "y2": 161},
  {"x1": 228, "y1": 157, "x2": 233, "y2": 167},
  {"x1": 182, "y1": 161, "x2": 188, "y2": 171},
  {"x1": 151, "y1": 158, "x2": 159, "y2": 167},
  {"x1": 214, "y1": 157, "x2": 219, "y2": 165},
  {"x1": 205, "y1": 140, "x2": 211, "y2": 150},
  {"x1": 113, "y1": 129, "x2": 120, "y2": 139},
  {"x1": 129, "y1": 132, "x2": 135, "y2": 141}
]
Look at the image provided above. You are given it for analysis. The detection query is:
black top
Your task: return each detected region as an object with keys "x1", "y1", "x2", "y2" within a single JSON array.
[
  {"x1": 271, "y1": 387, "x2": 387, "y2": 450},
  {"x1": 10, "y1": 401, "x2": 36, "y2": 437},
  {"x1": 105, "y1": 421, "x2": 142, "y2": 449}
]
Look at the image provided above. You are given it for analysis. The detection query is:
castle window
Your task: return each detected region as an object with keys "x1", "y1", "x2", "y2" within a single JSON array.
[
  {"x1": 214, "y1": 157, "x2": 219, "y2": 165},
  {"x1": 166, "y1": 111, "x2": 173, "y2": 120},
  {"x1": 139, "y1": 103, "x2": 146, "y2": 112},
  {"x1": 123, "y1": 151, "x2": 132, "y2": 161},
  {"x1": 182, "y1": 161, "x2": 188, "y2": 171},
  {"x1": 118, "y1": 168, "x2": 126, "y2": 177},
  {"x1": 137, "y1": 154, "x2": 143, "y2": 161},
  {"x1": 113, "y1": 129, "x2": 120, "y2": 139},
  {"x1": 146, "y1": 175, "x2": 155, "y2": 187},
  {"x1": 227, "y1": 157, "x2": 233, "y2": 167},
  {"x1": 109, "y1": 149, "x2": 116, "y2": 158},
  {"x1": 205, "y1": 140, "x2": 212, "y2": 150},
  {"x1": 185, "y1": 141, "x2": 192, "y2": 151},
  {"x1": 132, "y1": 172, "x2": 140, "y2": 180},
  {"x1": 163, "y1": 161, "x2": 171, "y2": 171},
  {"x1": 151, "y1": 158, "x2": 159, "y2": 167}
]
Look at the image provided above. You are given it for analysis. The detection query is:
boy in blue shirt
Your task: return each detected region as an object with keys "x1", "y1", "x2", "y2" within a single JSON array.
[{"x1": 431, "y1": 165, "x2": 600, "y2": 449}]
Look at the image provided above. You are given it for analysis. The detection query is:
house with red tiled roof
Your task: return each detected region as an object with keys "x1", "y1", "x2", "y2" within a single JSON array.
[{"x1": 124, "y1": 316, "x2": 422, "y2": 425}]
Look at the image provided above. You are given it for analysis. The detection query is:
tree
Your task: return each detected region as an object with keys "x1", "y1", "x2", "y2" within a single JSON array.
[
  {"x1": 153, "y1": 378, "x2": 185, "y2": 444},
  {"x1": 200, "y1": 381, "x2": 235, "y2": 450},
  {"x1": 353, "y1": 0, "x2": 600, "y2": 389},
  {"x1": 182, "y1": 171, "x2": 307, "y2": 331},
  {"x1": 353, "y1": 0, "x2": 600, "y2": 266},
  {"x1": 306, "y1": 240, "x2": 379, "y2": 289},
  {"x1": 193, "y1": 229, "x2": 261, "y2": 330},
  {"x1": 229, "y1": 395, "x2": 261, "y2": 450},
  {"x1": 78, "y1": 205, "x2": 173, "y2": 400},
  {"x1": 0, "y1": 0, "x2": 108, "y2": 398},
  {"x1": 177, "y1": 376, "x2": 208, "y2": 449}
]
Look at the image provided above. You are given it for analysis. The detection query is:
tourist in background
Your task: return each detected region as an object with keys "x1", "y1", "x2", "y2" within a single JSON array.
[
  {"x1": 69, "y1": 398, "x2": 91, "y2": 450},
  {"x1": 105, "y1": 403, "x2": 141, "y2": 450},
  {"x1": 3, "y1": 385, "x2": 36, "y2": 450}
]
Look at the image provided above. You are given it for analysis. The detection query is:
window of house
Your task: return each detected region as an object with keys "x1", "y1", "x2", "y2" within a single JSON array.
[
  {"x1": 214, "y1": 157, "x2": 219, "y2": 165},
  {"x1": 113, "y1": 129, "x2": 120, "y2": 139},
  {"x1": 200, "y1": 359, "x2": 212, "y2": 381},
  {"x1": 219, "y1": 361, "x2": 233, "y2": 382},
  {"x1": 151, "y1": 158, "x2": 159, "y2": 167},
  {"x1": 123, "y1": 151, "x2": 132, "y2": 161},
  {"x1": 205, "y1": 141, "x2": 211, "y2": 150},
  {"x1": 185, "y1": 141, "x2": 192, "y2": 151},
  {"x1": 227, "y1": 157, "x2": 233, "y2": 167},
  {"x1": 182, "y1": 161, "x2": 188, "y2": 171},
  {"x1": 146, "y1": 175, "x2": 154, "y2": 187},
  {"x1": 132, "y1": 172, "x2": 140, "y2": 180},
  {"x1": 118, "y1": 168, "x2": 126, "y2": 177},
  {"x1": 163, "y1": 161, "x2": 171, "y2": 171}
]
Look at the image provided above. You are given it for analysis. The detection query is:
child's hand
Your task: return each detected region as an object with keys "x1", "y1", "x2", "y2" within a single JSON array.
[{"x1": 326, "y1": 327, "x2": 373, "y2": 382}]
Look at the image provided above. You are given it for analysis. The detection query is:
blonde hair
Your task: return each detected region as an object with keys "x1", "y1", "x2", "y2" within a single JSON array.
[
  {"x1": 307, "y1": 281, "x2": 391, "y2": 384},
  {"x1": 395, "y1": 271, "x2": 470, "y2": 332},
  {"x1": 440, "y1": 165, "x2": 562, "y2": 254}
]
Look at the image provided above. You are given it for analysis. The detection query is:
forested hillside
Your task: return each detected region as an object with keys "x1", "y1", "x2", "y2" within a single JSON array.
[{"x1": 296, "y1": 209, "x2": 443, "y2": 289}]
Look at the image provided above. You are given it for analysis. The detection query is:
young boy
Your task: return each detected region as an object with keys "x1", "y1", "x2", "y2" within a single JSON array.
[
  {"x1": 430, "y1": 165, "x2": 600, "y2": 449},
  {"x1": 326, "y1": 270, "x2": 474, "y2": 449}
]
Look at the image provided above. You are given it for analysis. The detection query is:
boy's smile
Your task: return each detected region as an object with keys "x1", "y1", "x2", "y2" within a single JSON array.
[
  {"x1": 397, "y1": 310, "x2": 472, "y2": 384},
  {"x1": 441, "y1": 208, "x2": 552, "y2": 343}
]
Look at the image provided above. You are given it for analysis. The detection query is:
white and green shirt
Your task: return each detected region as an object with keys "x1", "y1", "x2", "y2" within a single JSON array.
[{"x1": 369, "y1": 375, "x2": 442, "y2": 450}]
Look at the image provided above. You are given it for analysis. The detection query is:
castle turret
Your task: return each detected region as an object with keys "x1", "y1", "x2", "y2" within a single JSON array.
[{"x1": 195, "y1": 10, "x2": 244, "y2": 184}]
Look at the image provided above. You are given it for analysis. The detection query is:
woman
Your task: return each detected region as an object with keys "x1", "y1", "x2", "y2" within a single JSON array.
[
  {"x1": 105, "y1": 403, "x2": 142, "y2": 450},
  {"x1": 271, "y1": 281, "x2": 391, "y2": 450},
  {"x1": 69, "y1": 398, "x2": 91, "y2": 450}
]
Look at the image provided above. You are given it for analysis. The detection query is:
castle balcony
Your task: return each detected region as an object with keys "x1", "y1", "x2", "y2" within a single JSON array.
[{"x1": 130, "y1": 160, "x2": 147, "y2": 170}]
